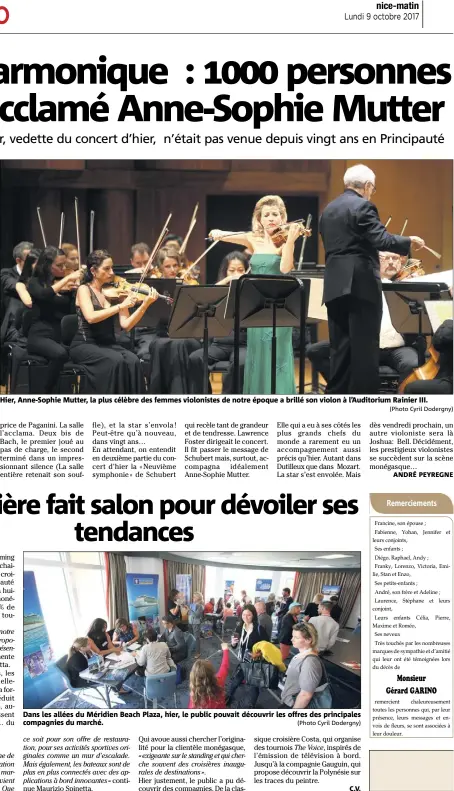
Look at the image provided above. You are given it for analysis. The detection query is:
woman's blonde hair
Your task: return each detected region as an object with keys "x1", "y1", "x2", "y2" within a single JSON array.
[
  {"x1": 190, "y1": 659, "x2": 222, "y2": 707},
  {"x1": 193, "y1": 592, "x2": 203, "y2": 603},
  {"x1": 292, "y1": 622, "x2": 318, "y2": 650},
  {"x1": 251, "y1": 195, "x2": 287, "y2": 236},
  {"x1": 313, "y1": 593, "x2": 324, "y2": 604},
  {"x1": 68, "y1": 637, "x2": 89, "y2": 658}
]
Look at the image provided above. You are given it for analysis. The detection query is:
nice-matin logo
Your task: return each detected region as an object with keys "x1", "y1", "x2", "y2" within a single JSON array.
[{"x1": 0, "y1": 5, "x2": 9, "y2": 24}]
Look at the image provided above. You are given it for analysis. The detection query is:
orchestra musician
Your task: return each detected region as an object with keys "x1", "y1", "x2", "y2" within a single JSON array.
[
  {"x1": 162, "y1": 234, "x2": 183, "y2": 255},
  {"x1": 125, "y1": 242, "x2": 152, "y2": 273},
  {"x1": 188, "y1": 251, "x2": 249, "y2": 394},
  {"x1": 26, "y1": 246, "x2": 80, "y2": 394},
  {"x1": 61, "y1": 243, "x2": 80, "y2": 271},
  {"x1": 152, "y1": 248, "x2": 181, "y2": 279},
  {"x1": 69, "y1": 249, "x2": 158, "y2": 394},
  {"x1": 404, "y1": 319, "x2": 453, "y2": 395},
  {"x1": 6, "y1": 248, "x2": 41, "y2": 393},
  {"x1": 144, "y1": 248, "x2": 201, "y2": 393},
  {"x1": 319, "y1": 164, "x2": 425, "y2": 394},
  {"x1": 2, "y1": 247, "x2": 41, "y2": 344},
  {"x1": 209, "y1": 195, "x2": 303, "y2": 395},
  {"x1": 0, "y1": 241, "x2": 33, "y2": 344}
]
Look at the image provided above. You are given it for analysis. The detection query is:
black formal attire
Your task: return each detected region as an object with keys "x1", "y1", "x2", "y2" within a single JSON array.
[
  {"x1": 189, "y1": 331, "x2": 247, "y2": 394},
  {"x1": 405, "y1": 319, "x2": 453, "y2": 395},
  {"x1": 307, "y1": 339, "x2": 418, "y2": 386},
  {"x1": 319, "y1": 189, "x2": 411, "y2": 394},
  {"x1": 1, "y1": 266, "x2": 22, "y2": 343},
  {"x1": 127, "y1": 319, "x2": 200, "y2": 394},
  {"x1": 26, "y1": 278, "x2": 73, "y2": 393},
  {"x1": 69, "y1": 286, "x2": 144, "y2": 394},
  {"x1": 148, "y1": 334, "x2": 201, "y2": 394},
  {"x1": 8, "y1": 306, "x2": 29, "y2": 393}
]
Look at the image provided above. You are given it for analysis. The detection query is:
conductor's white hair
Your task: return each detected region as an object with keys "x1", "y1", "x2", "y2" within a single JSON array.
[{"x1": 343, "y1": 164, "x2": 376, "y2": 189}]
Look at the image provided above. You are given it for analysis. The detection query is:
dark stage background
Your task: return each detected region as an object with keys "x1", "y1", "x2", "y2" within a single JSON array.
[{"x1": 1, "y1": 159, "x2": 451, "y2": 280}]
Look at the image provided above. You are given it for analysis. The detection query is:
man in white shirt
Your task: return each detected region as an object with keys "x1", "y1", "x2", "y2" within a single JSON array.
[{"x1": 309, "y1": 601, "x2": 340, "y2": 652}]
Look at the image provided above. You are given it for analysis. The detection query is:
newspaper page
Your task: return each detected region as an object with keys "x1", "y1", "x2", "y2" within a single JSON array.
[{"x1": 0, "y1": 2, "x2": 453, "y2": 791}]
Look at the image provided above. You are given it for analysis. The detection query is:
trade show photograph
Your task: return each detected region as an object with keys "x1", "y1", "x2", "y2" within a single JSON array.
[{"x1": 23, "y1": 550, "x2": 361, "y2": 710}]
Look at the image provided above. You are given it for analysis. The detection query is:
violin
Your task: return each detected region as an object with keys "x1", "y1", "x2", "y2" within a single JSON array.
[
  {"x1": 177, "y1": 265, "x2": 199, "y2": 285},
  {"x1": 269, "y1": 220, "x2": 312, "y2": 248},
  {"x1": 102, "y1": 276, "x2": 173, "y2": 305},
  {"x1": 398, "y1": 345, "x2": 440, "y2": 394},
  {"x1": 391, "y1": 259, "x2": 426, "y2": 282}
]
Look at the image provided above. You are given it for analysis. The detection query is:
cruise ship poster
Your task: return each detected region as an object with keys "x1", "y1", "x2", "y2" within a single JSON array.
[
  {"x1": 23, "y1": 571, "x2": 65, "y2": 707},
  {"x1": 126, "y1": 573, "x2": 159, "y2": 625}
]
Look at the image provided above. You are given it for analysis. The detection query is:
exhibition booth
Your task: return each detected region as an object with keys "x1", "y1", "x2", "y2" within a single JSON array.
[{"x1": 23, "y1": 550, "x2": 361, "y2": 709}]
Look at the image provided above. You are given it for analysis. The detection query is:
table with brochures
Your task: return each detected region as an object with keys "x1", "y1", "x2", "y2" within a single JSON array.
[{"x1": 79, "y1": 651, "x2": 137, "y2": 708}]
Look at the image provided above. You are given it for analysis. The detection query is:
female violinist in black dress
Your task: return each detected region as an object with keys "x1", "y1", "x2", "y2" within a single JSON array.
[
  {"x1": 27, "y1": 246, "x2": 81, "y2": 393},
  {"x1": 70, "y1": 249, "x2": 158, "y2": 394}
]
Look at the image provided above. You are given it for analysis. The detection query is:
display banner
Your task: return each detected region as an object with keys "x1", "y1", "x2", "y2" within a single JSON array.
[
  {"x1": 126, "y1": 573, "x2": 160, "y2": 629},
  {"x1": 224, "y1": 580, "x2": 235, "y2": 603},
  {"x1": 23, "y1": 571, "x2": 64, "y2": 708},
  {"x1": 256, "y1": 579, "x2": 273, "y2": 593}
]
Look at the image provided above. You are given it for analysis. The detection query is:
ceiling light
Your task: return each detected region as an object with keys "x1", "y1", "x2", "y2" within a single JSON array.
[{"x1": 315, "y1": 554, "x2": 355, "y2": 559}]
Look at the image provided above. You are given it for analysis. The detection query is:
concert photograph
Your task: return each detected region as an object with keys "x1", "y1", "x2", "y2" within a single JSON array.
[{"x1": 1, "y1": 159, "x2": 452, "y2": 397}]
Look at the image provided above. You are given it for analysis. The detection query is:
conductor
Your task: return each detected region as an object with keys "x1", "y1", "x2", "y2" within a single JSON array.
[{"x1": 319, "y1": 164, "x2": 425, "y2": 394}]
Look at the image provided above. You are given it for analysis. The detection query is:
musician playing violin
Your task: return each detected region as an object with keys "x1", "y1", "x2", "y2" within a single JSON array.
[
  {"x1": 209, "y1": 194, "x2": 306, "y2": 394},
  {"x1": 69, "y1": 249, "x2": 158, "y2": 394},
  {"x1": 26, "y1": 246, "x2": 80, "y2": 394},
  {"x1": 145, "y1": 248, "x2": 201, "y2": 393}
]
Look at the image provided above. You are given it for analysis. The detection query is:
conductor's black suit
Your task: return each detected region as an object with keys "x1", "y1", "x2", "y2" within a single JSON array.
[{"x1": 319, "y1": 189, "x2": 411, "y2": 394}]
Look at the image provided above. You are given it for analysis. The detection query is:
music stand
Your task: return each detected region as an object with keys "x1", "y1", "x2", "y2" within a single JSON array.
[
  {"x1": 225, "y1": 275, "x2": 310, "y2": 395},
  {"x1": 167, "y1": 285, "x2": 231, "y2": 394},
  {"x1": 382, "y1": 282, "x2": 451, "y2": 366}
]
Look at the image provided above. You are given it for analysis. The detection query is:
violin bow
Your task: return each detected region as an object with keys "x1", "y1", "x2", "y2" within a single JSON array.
[
  {"x1": 89, "y1": 210, "x2": 95, "y2": 253},
  {"x1": 297, "y1": 214, "x2": 312, "y2": 270},
  {"x1": 205, "y1": 217, "x2": 309, "y2": 242},
  {"x1": 179, "y1": 202, "x2": 199, "y2": 256},
  {"x1": 183, "y1": 239, "x2": 220, "y2": 278},
  {"x1": 421, "y1": 245, "x2": 442, "y2": 260},
  {"x1": 399, "y1": 217, "x2": 441, "y2": 258},
  {"x1": 58, "y1": 212, "x2": 65, "y2": 249},
  {"x1": 137, "y1": 213, "x2": 172, "y2": 287},
  {"x1": 36, "y1": 207, "x2": 47, "y2": 247}
]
